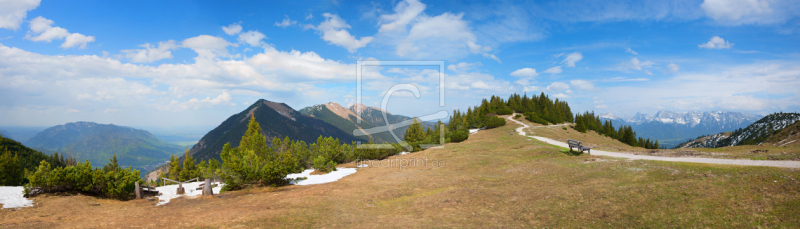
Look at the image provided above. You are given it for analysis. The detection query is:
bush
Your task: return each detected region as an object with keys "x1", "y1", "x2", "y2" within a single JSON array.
[
  {"x1": 217, "y1": 116, "x2": 303, "y2": 191},
  {"x1": 448, "y1": 129, "x2": 469, "y2": 143},
  {"x1": 524, "y1": 112, "x2": 550, "y2": 125},
  {"x1": 514, "y1": 114, "x2": 522, "y2": 119},
  {"x1": 24, "y1": 159, "x2": 141, "y2": 200},
  {"x1": 484, "y1": 116, "x2": 506, "y2": 129},
  {"x1": 313, "y1": 155, "x2": 337, "y2": 173}
]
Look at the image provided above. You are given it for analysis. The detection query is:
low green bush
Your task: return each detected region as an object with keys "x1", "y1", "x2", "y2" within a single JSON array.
[{"x1": 24, "y1": 159, "x2": 141, "y2": 200}]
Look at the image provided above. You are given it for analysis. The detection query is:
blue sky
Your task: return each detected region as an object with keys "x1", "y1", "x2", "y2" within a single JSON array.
[{"x1": 0, "y1": 0, "x2": 799, "y2": 127}]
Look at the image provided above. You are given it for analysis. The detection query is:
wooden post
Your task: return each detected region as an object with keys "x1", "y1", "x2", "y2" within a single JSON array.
[
  {"x1": 135, "y1": 181, "x2": 141, "y2": 199},
  {"x1": 203, "y1": 179, "x2": 213, "y2": 196},
  {"x1": 177, "y1": 183, "x2": 185, "y2": 195}
]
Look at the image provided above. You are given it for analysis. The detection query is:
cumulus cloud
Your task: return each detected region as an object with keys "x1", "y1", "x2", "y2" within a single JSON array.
[
  {"x1": 0, "y1": 0, "x2": 40, "y2": 31},
  {"x1": 312, "y1": 13, "x2": 373, "y2": 53},
  {"x1": 700, "y1": 0, "x2": 799, "y2": 25},
  {"x1": 598, "y1": 62, "x2": 800, "y2": 114},
  {"x1": 544, "y1": 66, "x2": 563, "y2": 74},
  {"x1": 622, "y1": 58, "x2": 655, "y2": 71},
  {"x1": 378, "y1": 0, "x2": 425, "y2": 32},
  {"x1": 121, "y1": 40, "x2": 179, "y2": 63},
  {"x1": 237, "y1": 30, "x2": 268, "y2": 47},
  {"x1": 24, "y1": 16, "x2": 95, "y2": 49},
  {"x1": 570, "y1": 80, "x2": 595, "y2": 91},
  {"x1": 182, "y1": 35, "x2": 236, "y2": 58},
  {"x1": 375, "y1": 1, "x2": 498, "y2": 61},
  {"x1": 274, "y1": 16, "x2": 297, "y2": 28},
  {"x1": 176, "y1": 91, "x2": 232, "y2": 110},
  {"x1": 447, "y1": 62, "x2": 481, "y2": 72},
  {"x1": 510, "y1": 68, "x2": 538, "y2": 78},
  {"x1": 546, "y1": 82, "x2": 570, "y2": 92},
  {"x1": 222, "y1": 22, "x2": 242, "y2": 35},
  {"x1": 667, "y1": 63, "x2": 680, "y2": 73},
  {"x1": 561, "y1": 52, "x2": 583, "y2": 67},
  {"x1": 698, "y1": 36, "x2": 733, "y2": 49}
]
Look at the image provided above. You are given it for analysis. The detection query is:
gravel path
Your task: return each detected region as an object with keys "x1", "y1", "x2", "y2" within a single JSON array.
[{"x1": 507, "y1": 115, "x2": 800, "y2": 169}]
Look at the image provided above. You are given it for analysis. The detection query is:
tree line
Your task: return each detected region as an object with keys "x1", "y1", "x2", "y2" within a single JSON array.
[
  {"x1": 572, "y1": 111, "x2": 662, "y2": 149},
  {"x1": 0, "y1": 135, "x2": 74, "y2": 186}
]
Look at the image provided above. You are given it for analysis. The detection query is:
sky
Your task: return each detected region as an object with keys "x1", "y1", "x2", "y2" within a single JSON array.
[{"x1": 0, "y1": 0, "x2": 799, "y2": 127}]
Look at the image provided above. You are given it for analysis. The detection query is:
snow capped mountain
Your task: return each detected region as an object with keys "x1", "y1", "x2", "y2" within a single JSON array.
[
  {"x1": 621, "y1": 110, "x2": 761, "y2": 128},
  {"x1": 599, "y1": 110, "x2": 762, "y2": 148},
  {"x1": 678, "y1": 112, "x2": 800, "y2": 148}
]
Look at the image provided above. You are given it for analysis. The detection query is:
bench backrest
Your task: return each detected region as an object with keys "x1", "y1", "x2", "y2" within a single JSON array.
[{"x1": 567, "y1": 139, "x2": 582, "y2": 146}]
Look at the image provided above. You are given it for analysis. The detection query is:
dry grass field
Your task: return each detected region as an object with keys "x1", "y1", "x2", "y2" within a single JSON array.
[
  {"x1": 523, "y1": 118, "x2": 800, "y2": 161},
  {"x1": 2, "y1": 122, "x2": 800, "y2": 228}
]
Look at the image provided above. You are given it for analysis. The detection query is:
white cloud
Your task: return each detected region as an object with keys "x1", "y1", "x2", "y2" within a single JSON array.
[
  {"x1": 700, "y1": 0, "x2": 799, "y2": 25},
  {"x1": 222, "y1": 22, "x2": 242, "y2": 35},
  {"x1": 598, "y1": 62, "x2": 800, "y2": 114},
  {"x1": 552, "y1": 93, "x2": 570, "y2": 99},
  {"x1": 237, "y1": 30, "x2": 267, "y2": 47},
  {"x1": 546, "y1": 82, "x2": 570, "y2": 92},
  {"x1": 561, "y1": 52, "x2": 583, "y2": 67},
  {"x1": 447, "y1": 62, "x2": 481, "y2": 72},
  {"x1": 121, "y1": 40, "x2": 179, "y2": 63},
  {"x1": 593, "y1": 99, "x2": 608, "y2": 109},
  {"x1": 626, "y1": 47, "x2": 638, "y2": 55},
  {"x1": 312, "y1": 13, "x2": 373, "y2": 53},
  {"x1": 570, "y1": 80, "x2": 595, "y2": 91},
  {"x1": 482, "y1": 53, "x2": 501, "y2": 63},
  {"x1": 510, "y1": 68, "x2": 538, "y2": 78},
  {"x1": 177, "y1": 91, "x2": 232, "y2": 110},
  {"x1": 667, "y1": 63, "x2": 680, "y2": 73},
  {"x1": 698, "y1": 36, "x2": 733, "y2": 49},
  {"x1": 182, "y1": 35, "x2": 236, "y2": 58},
  {"x1": 274, "y1": 16, "x2": 297, "y2": 28},
  {"x1": 306, "y1": 13, "x2": 313, "y2": 20},
  {"x1": 0, "y1": 0, "x2": 39, "y2": 31},
  {"x1": 24, "y1": 16, "x2": 95, "y2": 49},
  {"x1": 623, "y1": 58, "x2": 655, "y2": 71},
  {"x1": 605, "y1": 77, "x2": 649, "y2": 82},
  {"x1": 544, "y1": 66, "x2": 563, "y2": 74},
  {"x1": 378, "y1": 0, "x2": 425, "y2": 32}
]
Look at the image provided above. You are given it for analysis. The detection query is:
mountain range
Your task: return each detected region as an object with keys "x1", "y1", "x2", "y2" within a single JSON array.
[
  {"x1": 298, "y1": 102, "x2": 434, "y2": 144},
  {"x1": 24, "y1": 122, "x2": 185, "y2": 172},
  {"x1": 186, "y1": 99, "x2": 359, "y2": 162},
  {"x1": 678, "y1": 112, "x2": 800, "y2": 148},
  {"x1": 599, "y1": 110, "x2": 762, "y2": 147}
]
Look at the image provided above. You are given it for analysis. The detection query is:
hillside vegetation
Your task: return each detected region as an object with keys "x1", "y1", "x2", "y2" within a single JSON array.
[
  {"x1": 677, "y1": 112, "x2": 800, "y2": 148},
  {"x1": 0, "y1": 135, "x2": 70, "y2": 186},
  {"x1": 4, "y1": 118, "x2": 799, "y2": 228}
]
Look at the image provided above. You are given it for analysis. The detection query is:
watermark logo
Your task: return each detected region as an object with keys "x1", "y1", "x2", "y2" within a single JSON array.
[
  {"x1": 353, "y1": 61, "x2": 448, "y2": 151},
  {"x1": 354, "y1": 156, "x2": 445, "y2": 169}
]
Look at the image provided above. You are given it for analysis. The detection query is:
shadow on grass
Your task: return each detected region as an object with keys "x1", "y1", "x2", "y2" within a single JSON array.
[{"x1": 560, "y1": 149, "x2": 585, "y2": 156}]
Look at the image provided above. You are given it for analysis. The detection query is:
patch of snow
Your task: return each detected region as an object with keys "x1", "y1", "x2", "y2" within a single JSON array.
[
  {"x1": 357, "y1": 164, "x2": 369, "y2": 168},
  {"x1": 286, "y1": 168, "x2": 357, "y2": 185},
  {"x1": 0, "y1": 186, "x2": 34, "y2": 209},
  {"x1": 779, "y1": 140, "x2": 797, "y2": 147},
  {"x1": 154, "y1": 181, "x2": 224, "y2": 206},
  {"x1": 398, "y1": 151, "x2": 409, "y2": 155},
  {"x1": 469, "y1": 129, "x2": 480, "y2": 134}
]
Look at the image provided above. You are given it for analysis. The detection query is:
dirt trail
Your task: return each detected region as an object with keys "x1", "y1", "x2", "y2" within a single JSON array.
[{"x1": 507, "y1": 115, "x2": 800, "y2": 168}]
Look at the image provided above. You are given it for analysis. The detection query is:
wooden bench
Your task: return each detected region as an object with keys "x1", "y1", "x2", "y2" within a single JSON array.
[{"x1": 567, "y1": 139, "x2": 591, "y2": 154}]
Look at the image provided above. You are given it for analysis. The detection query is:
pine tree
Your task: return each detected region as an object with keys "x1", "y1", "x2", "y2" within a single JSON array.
[
  {"x1": 103, "y1": 155, "x2": 121, "y2": 172},
  {"x1": 179, "y1": 150, "x2": 197, "y2": 181},
  {"x1": 168, "y1": 154, "x2": 181, "y2": 181},
  {"x1": 404, "y1": 118, "x2": 426, "y2": 151}
]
